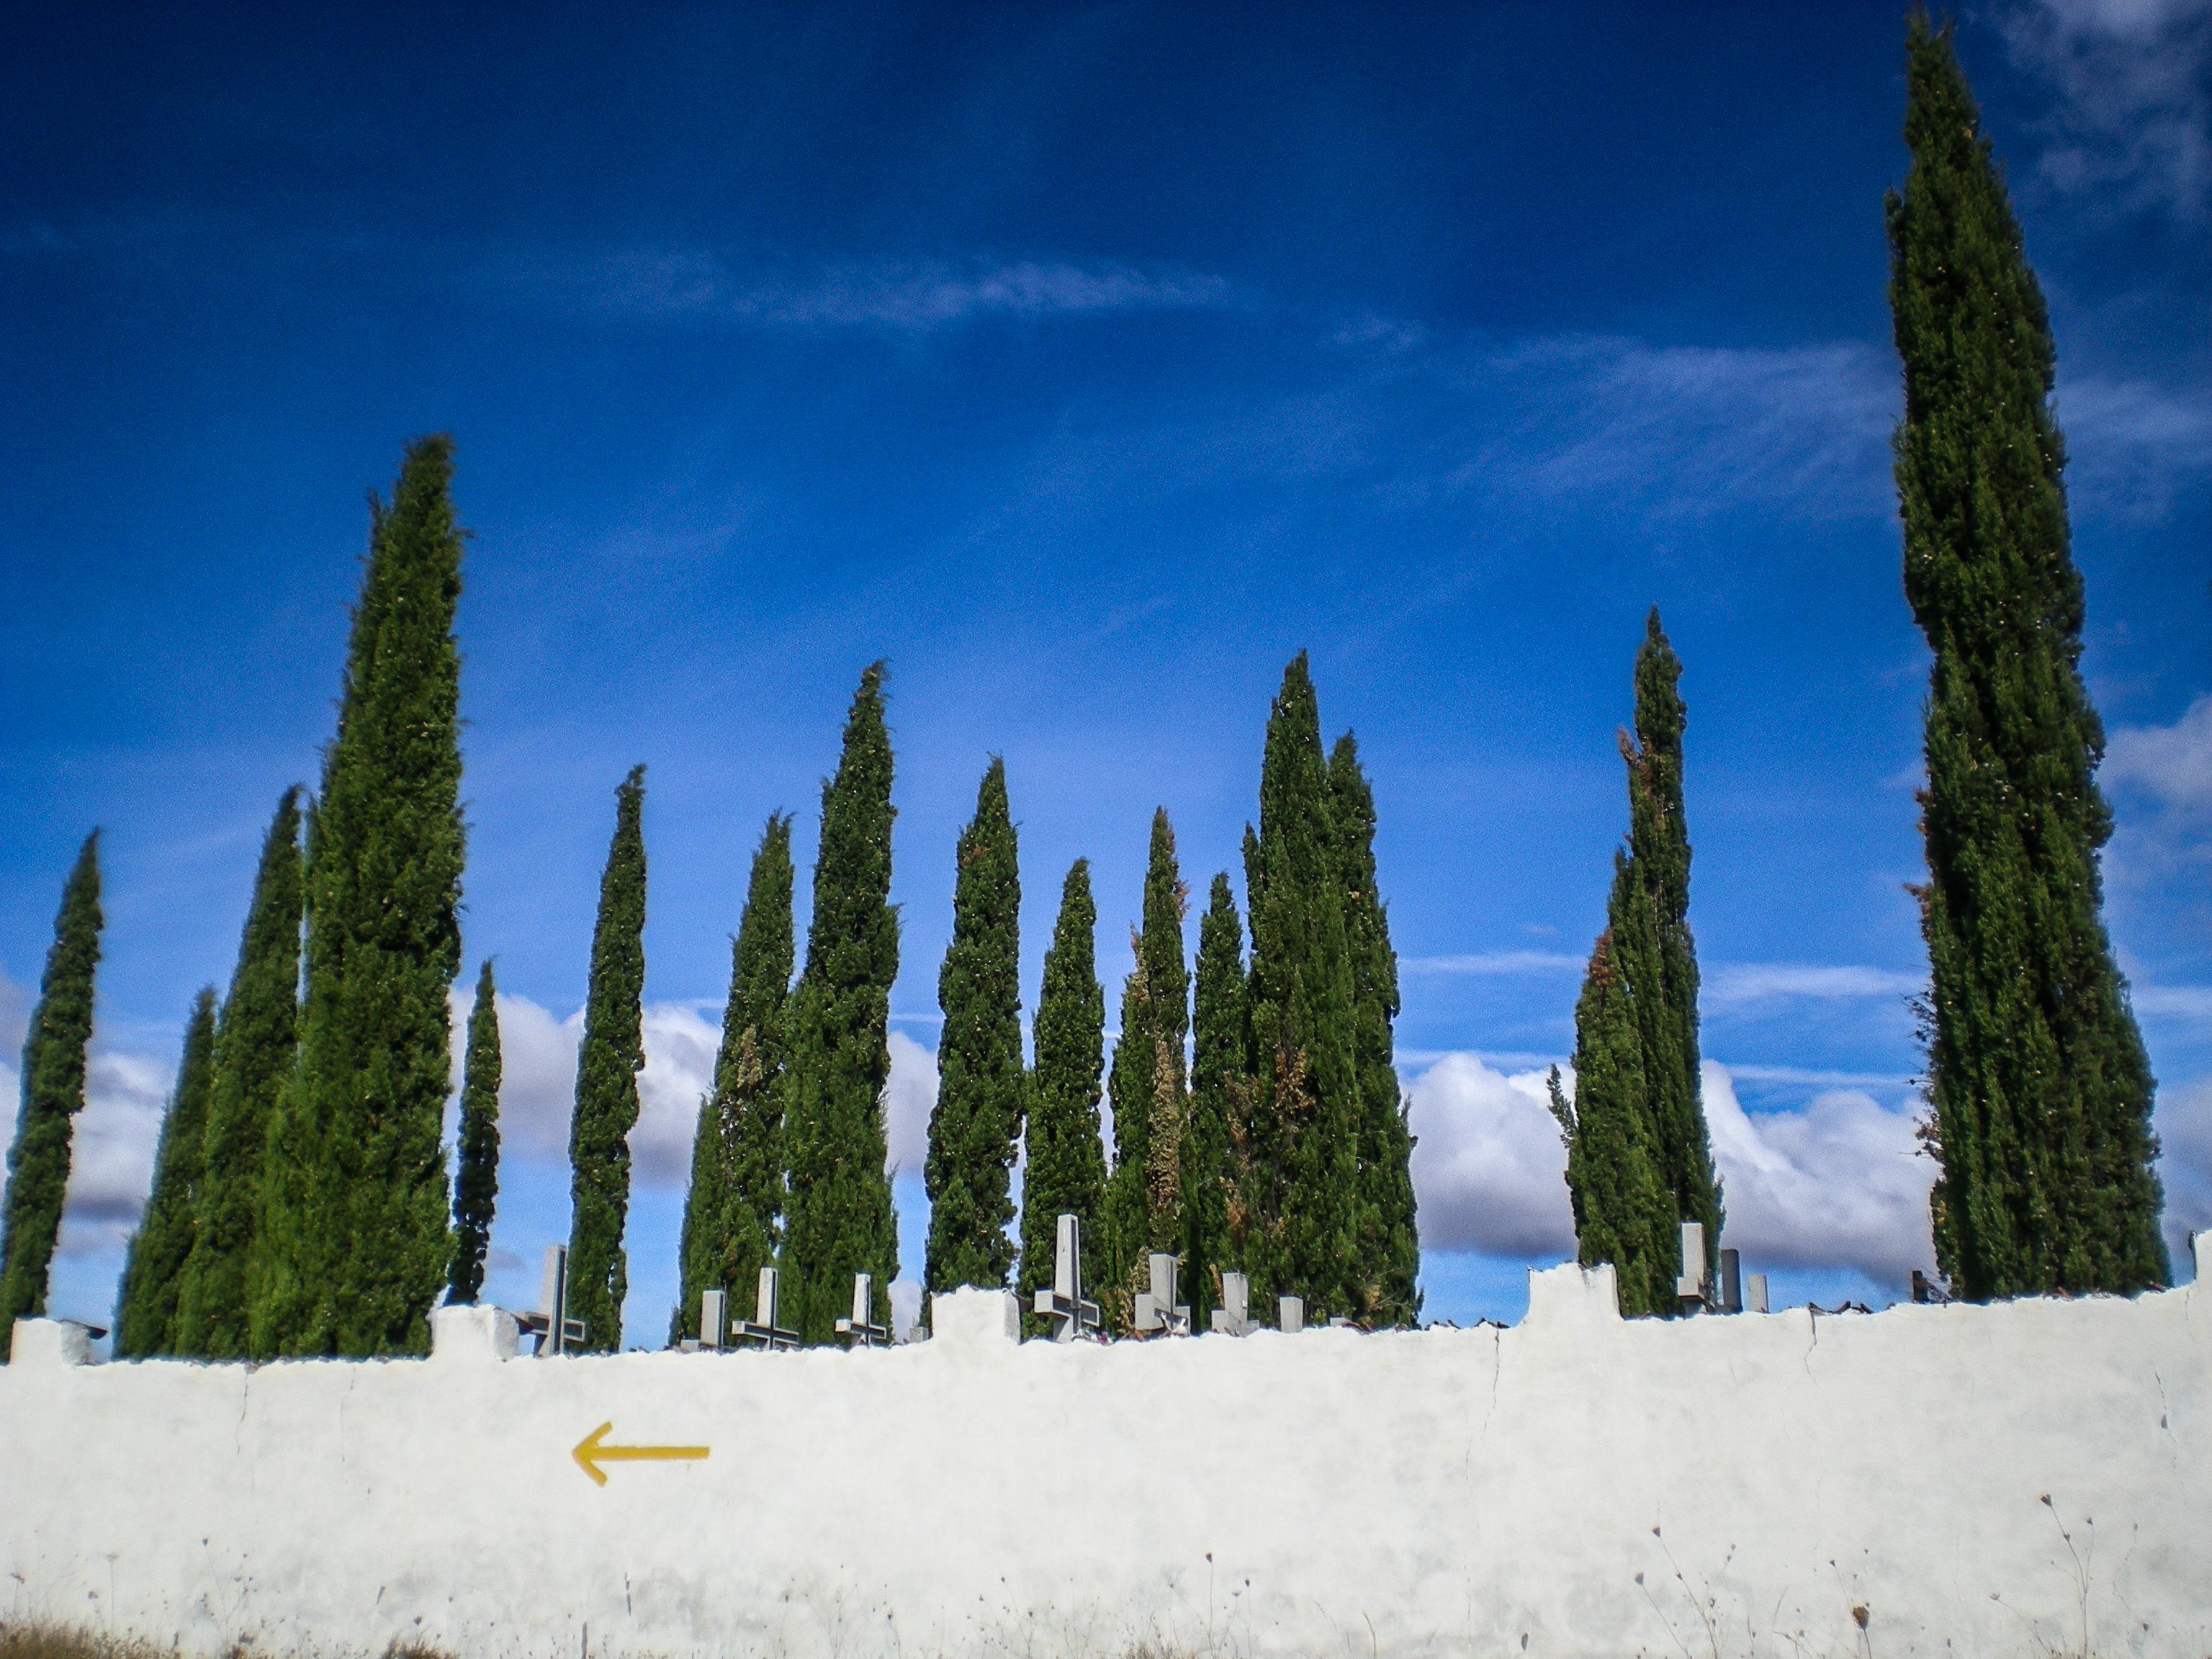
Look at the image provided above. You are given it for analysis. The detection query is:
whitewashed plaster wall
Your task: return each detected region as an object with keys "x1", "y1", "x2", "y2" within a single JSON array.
[{"x1": 2, "y1": 1241, "x2": 2208, "y2": 1659}]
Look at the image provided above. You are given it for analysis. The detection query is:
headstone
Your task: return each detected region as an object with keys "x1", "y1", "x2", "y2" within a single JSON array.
[
  {"x1": 678, "y1": 1287, "x2": 727, "y2": 1353},
  {"x1": 1715, "y1": 1247, "x2": 1743, "y2": 1314},
  {"x1": 516, "y1": 1244, "x2": 587, "y2": 1355},
  {"x1": 731, "y1": 1265, "x2": 800, "y2": 1352},
  {"x1": 1674, "y1": 1221, "x2": 1707, "y2": 1309},
  {"x1": 1131, "y1": 1251, "x2": 1190, "y2": 1335},
  {"x1": 1031, "y1": 1213, "x2": 1101, "y2": 1342},
  {"x1": 835, "y1": 1272, "x2": 890, "y2": 1346},
  {"x1": 1277, "y1": 1294, "x2": 1304, "y2": 1334},
  {"x1": 1745, "y1": 1272, "x2": 1769, "y2": 1315},
  {"x1": 1210, "y1": 1271, "x2": 1252, "y2": 1336}
]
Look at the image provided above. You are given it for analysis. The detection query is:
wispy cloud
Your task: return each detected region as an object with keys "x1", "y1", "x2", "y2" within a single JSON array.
[
  {"x1": 2058, "y1": 376, "x2": 2212, "y2": 517},
  {"x1": 2136, "y1": 983, "x2": 2212, "y2": 1019},
  {"x1": 1401, "y1": 950, "x2": 1583, "y2": 976},
  {"x1": 1999, "y1": 0, "x2": 2212, "y2": 220},
  {"x1": 523, "y1": 249, "x2": 1235, "y2": 332},
  {"x1": 2107, "y1": 694, "x2": 2212, "y2": 816},
  {"x1": 1707, "y1": 962, "x2": 1925, "y2": 1005}
]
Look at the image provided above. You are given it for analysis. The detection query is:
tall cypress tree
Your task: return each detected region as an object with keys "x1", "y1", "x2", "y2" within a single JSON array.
[
  {"x1": 1547, "y1": 927, "x2": 1677, "y2": 1318},
  {"x1": 114, "y1": 989, "x2": 216, "y2": 1357},
  {"x1": 673, "y1": 814, "x2": 794, "y2": 1344},
  {"x1": 923, "y1": 760, "x2": 1025, "y2": 1294},
  {"x1": 1328, "y1": 734, "x2": 1420, "y2": 1326},
  {"x1": 446, "y1": 960, "x2": 503, "y2": 1305},
  {"x1": 176, "y1": 788, "x2": 302, "y2": 1359},
  {"x1": 0, "y1": 832, "x2": 104, "y2": 1338},
  {"x1": 1555, "y1": 615, "x2": 1717, "y2": 1312},
  {"x1": 1102, "y1": 810, "x2": 1189, "y2": 1318},
  {"x1": 1890, "y1": 18, "x2": 2166, "y2": 1298},
  {"x1": 1017, "y1": 858, "x2": 1107, "y2": 1328},
  {"x1": 1240, "y1": 657, "x2": 1359, "y2": 1318},
  {"x1": 567, "y1": 766, "x2": 648, "y2": 1352},
  {"x1": 1182, "y1": 872, "x2": 1246, "y2": 1330},
  {"x1": 781, "y1": 665, "x2": 900, "y2": 1344},
  {"x1": 252, "y1": 436, "x2": 465, "y2": 1359}
]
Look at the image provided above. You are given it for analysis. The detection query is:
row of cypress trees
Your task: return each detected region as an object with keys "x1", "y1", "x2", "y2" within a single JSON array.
[{"x1": 672, "y1": 651, "x2": 1421, "y2": 1340}]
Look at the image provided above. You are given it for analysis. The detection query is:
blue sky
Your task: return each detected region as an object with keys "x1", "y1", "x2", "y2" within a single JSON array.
[{"x1": 3, "y1": 1, "x2": 2208, "y2": 1342}]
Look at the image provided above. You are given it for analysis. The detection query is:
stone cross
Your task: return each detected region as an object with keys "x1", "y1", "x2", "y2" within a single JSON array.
[
  {"x1": 678, "y1": 1287, "x2": 727, "y2": 1352},
  {"x1": 1277, "y1": 1293, "x2": 1305, "y2": 1334},
  {"x1": 1032, "y1": 1213, "x2": 1101, "y2": 1342},
  {"x1": 1745, "y1": 1271, "x2": 1769, "y2": 1314},
  {"x1": 517, "y1": 1244, "x2": 587, "y2": 1356},
  {"x1": 1210, "y1": 1270, "x2": 1253, "y2": 1336},
  {"x1": 731, "y1": 1265, "x2": 800, "y2": 1352},
  {"x1": 835, "y1": 1272, "x2": 889, "y2": 1346},
  {"x1": 1132, "y1": 1251, "x2": 1190, "y2": 1336},
  {"x1": 1714, "y1": 1247, "x2": 1743, "y2": 1314}
]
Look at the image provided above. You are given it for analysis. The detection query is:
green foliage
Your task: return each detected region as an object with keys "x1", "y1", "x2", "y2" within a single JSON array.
[
  {"x1": 251, "y1": 436, "x2": 465, "y2": 1359},
  {"x1": 0, "y1": 832, "x2": 104, "y2": 1337},
  {"x1": 1102, "y1": 809, "x2": 1189, "y2": 1321},
  {"x1": 1181, "y1": 872, "x2": 1246, "y2": 1328},
  {"x1": 923, "y1": 760, "x2": 1025, "y2": 1293},
  {"x1": 1017, "y1": 859, "x2": 1107, "y2": 1326},
  {"x1": 673, "y1": 814, "x2": 793, "y2": 1344},
  {"x1": 176, "y1": 788, "x2": 302, "y2": 1359},
  {"x1": 446, "y1": 961, "x2": 503, "y2": 1305},
  {"x1": 1329, "y1": 734, "x2": 1420, "y2": 1326},
  {"x1": 1550, "y1": 925, "x2": 1678, "y2": 1318},
  {"x1": 781, "y1": 664, "x2": 900, "y2": 1343},
  {"x1": 1238, "y1": 657, "x2": 1359, "y2": 1318},
  {"x1": 567, "y1": 766, "x2": 648, "y2": 1352},
  {"x1": 114, "y1": 989, "x2": 216, "y2": 1357},
  {"x1": 1889, "y1": 18, "x2": 2167, "y2": 1298},
  {"x1": 1555, "y1": 613, "x2": 1717, "y2": 1315}
]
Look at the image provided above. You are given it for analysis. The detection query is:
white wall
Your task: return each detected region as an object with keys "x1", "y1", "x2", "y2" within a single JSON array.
[{"x1": 4, "y1": 1244, "x2": 2208, "y2": 1659}]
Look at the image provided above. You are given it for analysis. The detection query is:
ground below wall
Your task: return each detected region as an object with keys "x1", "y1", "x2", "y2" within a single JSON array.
[{"x1": 4, "y1": 1246, "x2": 2208, "y2": 1659}]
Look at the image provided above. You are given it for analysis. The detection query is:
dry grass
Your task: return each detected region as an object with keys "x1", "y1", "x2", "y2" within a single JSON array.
[{"x1": 0, "y1": 1632, "x2": 451, "y2": 1659}]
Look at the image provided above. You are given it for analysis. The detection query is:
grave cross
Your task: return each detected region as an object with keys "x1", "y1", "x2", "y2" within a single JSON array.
[
  {"x1": 1209, "y1": 1271, "x2": 1253, "y2": 1336},
  {"x1": 1675, "y1": 1221, "x2": 1708, "y2": 1312},
  {"x1": 729, "y1": 1265, "x2": 800, "y2": 1352},
  {"x1": 1032, "y1": 1213, "x2": 1101, "y2": 1342},
  {"x1": 835, "y1": 1272, "x2": 890, "y2": 1346},
  {"x1": 517, "y1": 1244, "x2": 588, "y2": 1356},
  {"x1": 678, "y1": 1287, "x2": 727, "y2": 1353},
  {"x1": 1132, "y1": 1251, "x2": 1190, "y2": 1336},
  {"x1": 1277, "y1": 1293, "x2": 1305, "y2": 1334}
]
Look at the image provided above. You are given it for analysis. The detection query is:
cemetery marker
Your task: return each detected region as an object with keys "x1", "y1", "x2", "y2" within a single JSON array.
[{"x1": 571, "y1": 1421, "x2": 711, "y2": 1487}]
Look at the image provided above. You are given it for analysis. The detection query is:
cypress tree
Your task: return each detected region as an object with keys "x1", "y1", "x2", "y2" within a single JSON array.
[
  {"x1": 1239, "y1": 656, "x2": 1359, "y2": 1318},
  {"x1": 1624, "y1": 613, "x2": 1719, "y2": 1263},
  {"x1": 1102, "y1": 810, "x2": 1189, "y2": 1320},
  {"x1": 781, "y1": 664, "x2": 900, "y2": 1344},
  {"x1": 176, "y1": 787, "x2": 302, "y2": 1359},
  {"x1": 567, "y1": 765, "x2": 648, "y2": 1352},
  {"x1": 923, "y1": 760, "x2": 1025, "y2": 1294},
  {"x1": 446, "y1": 960, "x2": 502, "y2": 1305},
  {"x1": 1547, "y1": 927, "x2": 1678, "y2": 1317},
  {"x1": 0, "y1": 832, "x2": 104, "y2": 1338},
  {"x1": 1890, "y1": 18, "x2": 2167, "y2": 1297},
  {"x1": 251, "y1": 436, "x2": 465, "y2": 1359},
  {"x1": 1182, "y1": 872, "x2": 1246, "y2": 1330},
  {"x1": 1329, "y1": 734, "x2": 1420, "y2": 1326},
  {"x1": 673, "y1": 814, "x2": 794, "y2": 1344},
  {"x1": 1017, "y1": 859, "x2": 1107, "y2": 1328},
  {"x1": 1554, "y1": 614, "x2": 1717, "y2": 1312},
  {"x1": 114, "y1": 989, "x2": 216, "y2": 1357}
]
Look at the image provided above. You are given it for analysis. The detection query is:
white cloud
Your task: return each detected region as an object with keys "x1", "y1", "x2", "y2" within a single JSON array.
[
  {"x1": 2156, "y1": 1073, "x2": 2212, "y2": 1266},
  {"x1": 56, "y1": 1051, "x2": 174, "y2": 1258},
  {"x1": 534, "y1": 250, "x2": 1233, "y2": 331},
  {"x1": 2135, "y1": 983, "x2": 2212, "y2": 1019},
  {"x1": 1405, "y1": 1053, "x2": 1938, "y2": 1287},
  {"x1": 1705, "y1": 963, "x2": 1925, "y2": 1006},
  {"x1": 885, "y1": 1029, "x2": 938, "y2": 1179},
  {"x1": 2058, "y1": 378, "x2": 2212, "y2": 518},
  {"x1": 633, "y1": 1003, "x2": 721, "y2": 1186},
  {"x1": 1407, "y1": 1053, "x2": 1575, "y2": 1257},
  {"x1": 1699, "y1": 1062, "x2": 1936, "y2": 1285},
  {"x1": 2107, "y1": 694, "x2": 2212, "y2": 816},
  {"x1": 2000, "y1": 0, "x2": 2212, "y2": 220}
]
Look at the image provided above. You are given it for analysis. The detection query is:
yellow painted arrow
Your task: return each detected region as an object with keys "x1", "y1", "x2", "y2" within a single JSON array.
[{"x1": 572, "y1": 1421, "x2": 711, "y2": 1487}]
